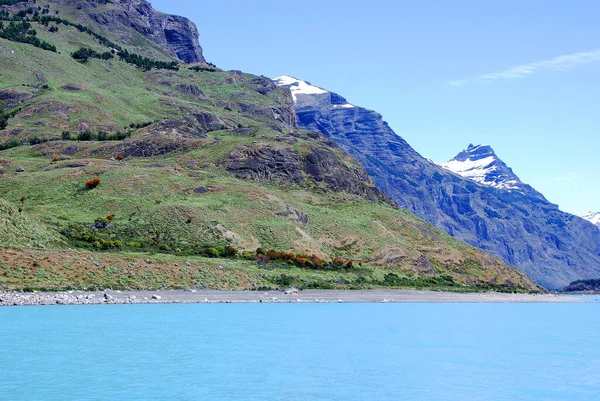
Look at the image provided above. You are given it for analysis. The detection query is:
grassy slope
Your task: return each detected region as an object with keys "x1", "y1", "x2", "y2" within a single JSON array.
[
  {"x1": 0, "y1": 5, "x2": 541, "y2": 292},
  {"x1": 0, "y1": 141, "x2": 539, "y2": 292},
  {"x1": 0, "y1": 197, "x2": 64, "y2": 247},
  {"x1": 1, "y1": 22, "x2": 283, "y2": 141}
]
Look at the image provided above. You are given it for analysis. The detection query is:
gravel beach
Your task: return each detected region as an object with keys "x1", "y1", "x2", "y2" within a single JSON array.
[{"x1": 0, "y1": 289, "x2": 584, "y2": 306}]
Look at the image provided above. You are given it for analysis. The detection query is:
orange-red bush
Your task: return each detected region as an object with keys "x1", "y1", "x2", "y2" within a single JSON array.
[
  {"x1": 85, "y1": 177, "x2": 101, "y2": 189},
  {"x1": 106, "y1": 215, "x2": 114, "y2": 221}
]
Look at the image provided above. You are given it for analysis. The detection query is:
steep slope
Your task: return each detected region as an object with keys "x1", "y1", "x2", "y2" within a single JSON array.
[
  {"x1": 582, "y1": 212, "x2": 600, "y2": 229},
  {"x1": 274, "y1": 76, "x2": 600, "y2": 289},
  {"x1": 42, "y1": 0, "x2": 204, "y2": 63},
  {"x1": 0, "y1": 197, "x2": 64, "y2": 247},
  {"x1": 0, "y1": 3, "x2": 540, "y2": 292}
]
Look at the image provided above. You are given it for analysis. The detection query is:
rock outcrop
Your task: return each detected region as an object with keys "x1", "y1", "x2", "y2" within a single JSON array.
[
  {"x1": 275, "y1": 76, "x2": 600, "y2": 289},
  {"x1": 224, "y1": 142, "x2": 393, "y2": 203},
  {"x1": 49, "y1": 0, "x2": 205, "y2": 63}
]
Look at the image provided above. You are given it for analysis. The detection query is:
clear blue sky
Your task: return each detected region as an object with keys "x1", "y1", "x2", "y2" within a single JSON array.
[{"x1": 153, "y1": 0, "x2": 599, "y2": 216}]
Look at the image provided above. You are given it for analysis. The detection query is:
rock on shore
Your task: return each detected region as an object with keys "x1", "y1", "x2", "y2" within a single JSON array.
[{"x1": 0, "y1": 289, "x2": 583, "y2": 307}]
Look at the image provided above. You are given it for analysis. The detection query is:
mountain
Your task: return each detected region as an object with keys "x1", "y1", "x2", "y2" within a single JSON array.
[
  {"x1": 48, "y1": 0, "x2": 204, "y2": 63},
  {"x1": 442, "y1": 144, "x2": 538, "y2": 195},
  {"x1": 582, "y1": 212, "x2": 600, "y2": 229},
  {"x1": 0, "y1": 2, "x2": 540, "y2": 292},
  {"x1": 274, "y1": 76, "x2": 600, "y2": 289}
]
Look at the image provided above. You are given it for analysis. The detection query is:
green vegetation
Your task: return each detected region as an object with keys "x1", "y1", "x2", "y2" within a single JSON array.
[
  {"x1": 0, "y1": 17, "x2": 57, "y2": 52},
  {"x1": 71, "y1": 47, "x2": 114, "y2": 62},
  {"x1": 0, "y1": 0, "x2": 540, "y2": 293},
  {"x1": 0, "y1": 198, "x2": 64, "y2": 247},
  {"x1": 189, "y1": 64, "x2": 217, "y2": 73},
  {"x1": 0, "y1": 0, "x2": 31, "y2": 6},
  {"x1": 116, "y1": 49, "x2": 179, "y2": 71},
  {"x1": 0, "y1": 107, "x2": 21, "y2": 134},
  {"x1": 562, "y1": 279, "x2": 600, "y2": 293},
  {"x1": 0, "y1": 143, "x2": 538, "y2": 293},
  {"x1": 1, "y1": 7, "x2": 178, "y2": 71}
]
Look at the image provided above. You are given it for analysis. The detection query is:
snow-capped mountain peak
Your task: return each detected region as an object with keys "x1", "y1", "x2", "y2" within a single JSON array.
[
  {"x1": 442, "y1": 144, "x2": 523, "y2": 191},
  {"x1": 272, "y1": 76, "x2": 328, "y2": 101},
  {"x1": 582, "y1": 212, "x2": 600, "y2": 228},
  {"x1": 273, "y1": 76, "x2": 355, "y2": 108}
]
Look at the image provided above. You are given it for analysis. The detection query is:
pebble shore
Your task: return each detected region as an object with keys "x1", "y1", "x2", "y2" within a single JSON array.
[{"x1": 0, "y1": 289, "x2": 583, "y2": 306}]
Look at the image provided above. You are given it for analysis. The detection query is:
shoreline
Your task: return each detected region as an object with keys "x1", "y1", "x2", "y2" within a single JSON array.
[{"x1": 0, "y1": 289, "x2": 588, "y2": 306}]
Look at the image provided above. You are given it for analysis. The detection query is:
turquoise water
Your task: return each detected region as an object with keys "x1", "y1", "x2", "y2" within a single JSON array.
[{"x1": 1, "y1": 303, "x2": 599, "y2": 400}]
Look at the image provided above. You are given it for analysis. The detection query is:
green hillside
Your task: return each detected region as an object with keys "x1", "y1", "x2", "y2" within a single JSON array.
[{"x1": 0, "y1": 0, "x2": 542, "y2": 293}]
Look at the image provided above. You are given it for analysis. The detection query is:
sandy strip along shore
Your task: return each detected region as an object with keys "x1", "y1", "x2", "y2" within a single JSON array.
[{"x1": 0, "y1": 289, "x2": 586, "y2": 306}]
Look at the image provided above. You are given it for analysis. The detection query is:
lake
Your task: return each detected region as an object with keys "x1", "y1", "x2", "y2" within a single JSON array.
[{"x1": 1, "y1": 302, "x2": 599, "y2": 400}]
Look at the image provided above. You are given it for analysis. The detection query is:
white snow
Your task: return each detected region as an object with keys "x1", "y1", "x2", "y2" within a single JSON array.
[
  {"x1": 442, "y1": 155, "x2": 520, "y2": 191},
  {"x1": 333, "y1": 103, "x2": 355, "y2": 109},
  {"x1": 273, "y1": 75, "x2": 328, "y2": 101},
  {"x1": 582, "y1": 212, "x2": 600, "y2": 227}
]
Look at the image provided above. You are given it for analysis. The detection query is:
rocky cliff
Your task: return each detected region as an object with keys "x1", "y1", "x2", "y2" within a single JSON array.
[
  {"x1": 274, "y1": 76, "x2": 600, "y2": 289},
  {"x1": 47, "y1": 0, "x2": 205, "y2": 63}
]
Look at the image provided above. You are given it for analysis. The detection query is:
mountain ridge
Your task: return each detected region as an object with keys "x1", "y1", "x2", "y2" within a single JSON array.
[{"x1": 274, "y1": 76, "x2": 600, "y2": 289}]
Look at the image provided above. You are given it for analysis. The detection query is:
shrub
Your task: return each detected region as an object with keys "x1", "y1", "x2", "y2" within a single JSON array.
[
  {"x1": 51, "y1": 157, "x2": 60, "y2": 162},
  {"x1": 77, "y1": 130, "x2": 94, "y2": 141},
  {"x1": 115, "y1": 155, "x2": 125, "y2": 160},
  {"x1": 204, "y1": 248, "x2": 219, "y2": 258},
  {"x1": 223, "y1": 245, "x2": 238, "y2": 258},
  {"x1": 106, "y1": 215, "x2": 114, "y2": 221},
  {"x1": 85, "y1": 177, "x2": 101, "y2": 189}
]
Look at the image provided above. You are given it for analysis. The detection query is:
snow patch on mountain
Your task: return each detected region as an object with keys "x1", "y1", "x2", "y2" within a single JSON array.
[
  {"x1": 273, "y1": 76, "x2": 327, "y2": 101},
  {"x1": 582, "y1": 212, "x2": 600, "y2": 228}
]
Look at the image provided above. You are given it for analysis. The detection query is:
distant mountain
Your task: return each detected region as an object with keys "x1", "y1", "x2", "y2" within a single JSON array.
[
  {"x1": 442, "y1": 144, "x2": 539, "y2": 195},
  {"x1": 582, "y1": 212, "x2": 600, "y2": 229},
  {"x1": 275, "y1": 76, "x2": 600, "y2": 289}
]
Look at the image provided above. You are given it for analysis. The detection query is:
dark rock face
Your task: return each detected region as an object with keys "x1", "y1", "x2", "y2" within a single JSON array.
[
  {"x1": 63, "y1": 0, "x2": 205, "y2": 63},
  {"x1": 276, "y1": 205, "x2": 309, "y2": 225},
  {"x1": 277, "y1": 78, "x2": 600, "y2": 289},
  {"x1": 226, "y1": 144, "x2": 305, "y2": 183},
  {"x1": 224, "y1": 143, "x2": 393, "y2": 204},
  {"x1": 0, "y1": 89, "x2": 34, "y2": 111},
  {"x1": 92, "y1": 136, "x2": 200, "y2": 158}
]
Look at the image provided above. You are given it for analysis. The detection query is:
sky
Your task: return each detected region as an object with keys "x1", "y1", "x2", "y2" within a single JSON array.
[{"x1": 152, "y1": 0, "x2": 600, "y2": 216}]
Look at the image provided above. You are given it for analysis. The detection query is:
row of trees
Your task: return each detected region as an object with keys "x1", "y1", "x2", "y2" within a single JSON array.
[
  {"x1": 1, "y1": 8, "x2": 181, "y2": 71},
  {"x1": 0, "y1": 0, "x2": 30, "y2": 5},
  {"x1": 0, "y1": 19, "x2": 57, "y2": 52},
  {"x1": 62, "y1": 130, "x2": 132, "y2": 142},
  {"x1": 71, "y1": 47, "x2": 113, "y2": 62}
]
